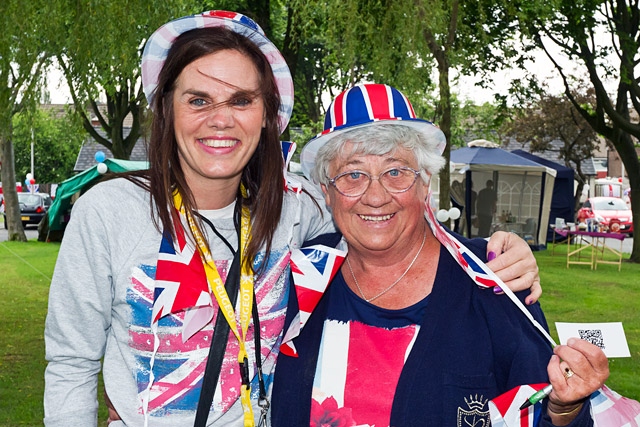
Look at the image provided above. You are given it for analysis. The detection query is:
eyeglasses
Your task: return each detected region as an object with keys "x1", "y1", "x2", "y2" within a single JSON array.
[{"x1": 328, "y1": 167, "x2": 422, "y2": 197}]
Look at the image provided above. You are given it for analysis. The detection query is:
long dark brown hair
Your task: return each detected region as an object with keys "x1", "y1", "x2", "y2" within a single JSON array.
[{"x1": 131, "y1": 26, "x2": 284, "y2": 273}]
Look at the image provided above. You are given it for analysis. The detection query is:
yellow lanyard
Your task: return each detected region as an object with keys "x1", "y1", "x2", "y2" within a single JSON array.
[{"x1": 173, "y1": 191, "x2": 256, "y2": 426}]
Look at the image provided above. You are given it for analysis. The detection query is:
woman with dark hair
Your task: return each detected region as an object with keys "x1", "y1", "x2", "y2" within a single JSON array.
[
  {"x1": 44, "y1": 12, "x2": 543, "y2": 427},
  {"x1": 44, "y1": 11, "x2": 332, "y2": 427},
  {"x1": 145, "y1": 24, "x2": 287, "y2": 264}
]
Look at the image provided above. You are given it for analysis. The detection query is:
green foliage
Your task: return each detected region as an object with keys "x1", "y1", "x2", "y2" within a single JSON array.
[
  {"x1": 501, "y1": 89, "x2": 599, "y2": 192},
  {"x1": 12, "y1": 108, "x2": 85, "y2": 185},
  {"x1": 50, "y1": 1, "x2": 195, "y2": 98},
  {"x1": 452, "y1": 101, "x2": 510, "y2": 147},
  {"x1": 290, "y1": 122, "x2": 324, "y2": 160},
  {"x1": 0, "y1": 0, "x2": 52, "y2": 241},
  {"x1": 47, "y1": 0, "x2": 202, "y2": 159},
  {"x1": 0, "y1": 0, "x2": 49, "y2": 131}
]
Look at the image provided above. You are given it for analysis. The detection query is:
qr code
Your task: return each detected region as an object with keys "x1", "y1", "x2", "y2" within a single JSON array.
[{"x1": 578, "y1": 329, "x2": 605, "y2": 349}]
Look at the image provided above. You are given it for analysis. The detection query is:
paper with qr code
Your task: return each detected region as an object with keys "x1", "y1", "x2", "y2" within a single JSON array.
[{"x1": 555, "y1": 322, "x2": 631, "y2": 358}]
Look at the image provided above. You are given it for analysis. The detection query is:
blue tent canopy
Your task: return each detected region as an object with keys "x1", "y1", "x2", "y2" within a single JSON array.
[{"x1": 451, "y1": 146, "x2": 557, "y2": 173}]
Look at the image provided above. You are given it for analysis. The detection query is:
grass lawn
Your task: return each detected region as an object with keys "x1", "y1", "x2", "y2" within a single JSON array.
[
  {"x1": 533, "y1": 242, "x2": 640, "y2": 400},
  {"x1": 0, "y1": 237, "x2": 638, "y2": 425}
]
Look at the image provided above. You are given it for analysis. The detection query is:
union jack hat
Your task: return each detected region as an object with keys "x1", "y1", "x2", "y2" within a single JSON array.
[
  {"x1": 300, "y1": 83, "x2": 446, "y2": 179},
  {"x1": 141, "y1": 10, "x2": 294, "y2": 134}
]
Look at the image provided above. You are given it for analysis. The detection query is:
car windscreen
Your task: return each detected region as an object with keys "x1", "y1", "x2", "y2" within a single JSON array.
[
  {"x1": 18, "y1": 194, "x2": 45, "y2": 207},
  {"x1": 593, "y1": 198, "x2": 628, "y2": 211}
]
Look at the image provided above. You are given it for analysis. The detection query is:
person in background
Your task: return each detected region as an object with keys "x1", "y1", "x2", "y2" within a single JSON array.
[
  {"x1": 44, "y1": 11, "x2": 544, "y2": 427},
  {"x1": 477, "y1": 178, "x2": 497, "y2": 237},
  {"x1": 450, "y1": 180, "x2": 465, "y2": 234},
  {"x1": 271, "y1": 84, "x2": 608, "y2": 427}
]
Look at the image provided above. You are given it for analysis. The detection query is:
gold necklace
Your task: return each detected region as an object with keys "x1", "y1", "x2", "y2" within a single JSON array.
[{"x1": 346, "y1": 230, "x2": 427, "y2": 303}]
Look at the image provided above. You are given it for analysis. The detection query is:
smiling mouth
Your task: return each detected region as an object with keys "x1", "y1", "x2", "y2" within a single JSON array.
[
  {"x1": 359, "y1": 213, "x2": 394, "y2": 221},
  {"x1": 198, "y1": 138, "x2": 237, "y2": 148}
]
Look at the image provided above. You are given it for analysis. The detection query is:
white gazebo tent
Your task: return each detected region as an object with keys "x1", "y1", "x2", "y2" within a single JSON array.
[{"x1": 450, "y1": 143, "x2": 557, "y2": 248}]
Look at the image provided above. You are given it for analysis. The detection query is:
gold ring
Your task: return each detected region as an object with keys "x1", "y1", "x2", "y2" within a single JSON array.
[{"x1": 563, "y1": 367, "x2": 575, "y2": 379}]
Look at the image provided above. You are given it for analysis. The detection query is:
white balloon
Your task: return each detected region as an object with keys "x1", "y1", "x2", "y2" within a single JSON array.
[
  {"x1": 583, "y1": 184, "x2": 590, "y2": 191},
  {"x1": 436, "y1": 209, "x2": 449, "y2": 222},
  {"x1": 97, "y1": 163, "x2": 108, "y2": 174},
  {"x1": 26, "y1": 173, "x2": 33, "y2": 181},
  {"x1": 449, "y1": 207, "x2": 461, "y2": 220}
]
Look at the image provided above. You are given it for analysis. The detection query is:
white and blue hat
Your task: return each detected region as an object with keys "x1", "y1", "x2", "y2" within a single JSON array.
[
  {"x1": 300, "y1": 83, "x2": 446, "y2": 179},
  {"x1": 141, "y1": 10, "x2": 294, "y2": 134}
]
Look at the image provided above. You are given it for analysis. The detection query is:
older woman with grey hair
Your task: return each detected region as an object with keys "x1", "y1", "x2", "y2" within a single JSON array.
[{"x1": 271, "y1": 84, "x2": 608, "y2": 427}]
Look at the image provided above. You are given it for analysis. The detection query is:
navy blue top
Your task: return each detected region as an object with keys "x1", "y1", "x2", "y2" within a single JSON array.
[{"x1": 272, "y1": 232, "x2": 592, "y2": 426}]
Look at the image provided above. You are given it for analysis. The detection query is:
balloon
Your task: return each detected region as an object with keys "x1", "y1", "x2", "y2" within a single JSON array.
[
  {"x1": 436, "y1": 209, "x2": 449, "y2": 222},
  {"x1": 449, "y1": 207, "x2": 461, "y2": 220},
  {"x1": 26, "y1": 173, "x2": 33, "y2": 181},
  {"x1": 583, "y1": 184, "x2": 590, "y2": 191},
  {"x1": 29, "y1": 178, "x2": 35, "y2": 185},
  {"x1": 97, "y1": 163, "x2": 108, "y2": 174},
  {"x1": 95, "y1": 151, "x2": 106, "y2": 163}
]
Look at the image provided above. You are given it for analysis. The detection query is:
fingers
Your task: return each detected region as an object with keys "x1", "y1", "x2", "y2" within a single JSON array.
[
  {"x1": 555, "y1": 338, "x2": 609, "y2": 378},
  {"x1": 486, "y1": 232, "x2": 536, "y2": 276},
  {"x1": 104, "y1": 391, "x2": 122, "y2": 423},
  {"x1": 485, "y1": 232, "x2": 541, "y2": 302},
  {"x1": 547, "y1": 339, "x2": 609, "y2": 406},
  {"x1": 487, "y1": 231, "x2": 509, "y2": 254},
  {"x1": 525, "y1": 277, "x2": 541, "y2": 304}
]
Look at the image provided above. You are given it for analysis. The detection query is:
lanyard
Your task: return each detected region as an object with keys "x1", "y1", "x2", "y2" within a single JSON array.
[{"x1": 173, "y1": 191, "x2": 257, "y2": 426}]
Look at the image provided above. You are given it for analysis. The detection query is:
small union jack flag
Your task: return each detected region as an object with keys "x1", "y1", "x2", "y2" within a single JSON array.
[
  {"x1": 489, "y1": 384, "x2": 545, "y2": 427},
  {"x1": 280, "y1": 241, "x2": 347, "y2": 357}
]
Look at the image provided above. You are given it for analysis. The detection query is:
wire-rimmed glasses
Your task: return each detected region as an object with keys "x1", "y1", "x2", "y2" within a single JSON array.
[{"x1": 328, "y1": 167, "x2": 422, "y2": 197}]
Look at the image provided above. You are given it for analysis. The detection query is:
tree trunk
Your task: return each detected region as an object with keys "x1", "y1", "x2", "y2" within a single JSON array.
[
  {"x1": 437, "y1": 65, "x2": 452, "y2": 226},
  {"x1": 572, "y1": 164, "x2": 587, "y2": 213},
  {"x1": 629, "y1": 187, "x2": 640, "y2": 263},
  {"x1": 609, "y1": 132, "x2": 639, "y2": 262},
  {"x1": 0, "y1": 130, "x2": 27, "y2": 242}
]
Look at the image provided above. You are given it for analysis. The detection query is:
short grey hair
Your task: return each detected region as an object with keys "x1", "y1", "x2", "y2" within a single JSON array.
[{"x1": 311, "y1": 124, "x2": 446, "y2": 186}]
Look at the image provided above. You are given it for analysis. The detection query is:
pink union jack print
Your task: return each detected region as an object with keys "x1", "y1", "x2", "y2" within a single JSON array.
[{"x1": 280, "y1": 242, "x2": 347, "y2": 357}]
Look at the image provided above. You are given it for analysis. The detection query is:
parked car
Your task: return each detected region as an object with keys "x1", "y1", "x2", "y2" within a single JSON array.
[
  {"x1": 2, "y1": 192, "x2": 53, "y2": 229},
  {"x1": 576, "y1": 196, "x2": 633, "y2": 234}
]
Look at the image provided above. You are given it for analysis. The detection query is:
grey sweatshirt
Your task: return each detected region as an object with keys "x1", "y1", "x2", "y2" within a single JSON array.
[{"x1": 44, "y1": 177, "x2": 334, "y2": 426}]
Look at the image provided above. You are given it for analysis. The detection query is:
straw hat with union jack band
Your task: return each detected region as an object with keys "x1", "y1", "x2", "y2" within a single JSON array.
[
  {"x1": 300, "y1": 83, "x2": 447, "y2": 179},
  {"x1": 141, "y1": 10, "x2": 294, "y2": 134}
]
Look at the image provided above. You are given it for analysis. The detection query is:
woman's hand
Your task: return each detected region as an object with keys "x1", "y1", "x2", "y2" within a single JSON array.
[
  {"x1": 104, "y1": 391, "x2": 121, "y2": 424},
  {"x1": 486, "y1": 231, "x2": 541, "y2": 304},
  {"x1": 546, "y1": 338, "x2": 609, "y2": 425}
]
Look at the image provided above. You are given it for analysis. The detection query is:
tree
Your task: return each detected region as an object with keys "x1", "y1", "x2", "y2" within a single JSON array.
[
  {"x1": 0, "y1": 0, "x2": 49, "y2": 242},
  {"x1": 512, "y1": 0, "x2": 640, "y2": 261},
  {"x1": 288, "y1": 0, "x2": 529, "y2": 230},
  {"x1": 441, "y1": 100, "x2": 512, "y2": 151},
  {"x1": 12, "y1": 108, "x2": 85, "y2": 186},
  {"x1": 503, "y1": 89, "x2": 601, "y2": 211},
  {"x1": 284, "y1": 0, "x2": 376, "y2": 131},
  {"x1": 49, "y1": 1, "x2": 198, "y2": 160}
]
